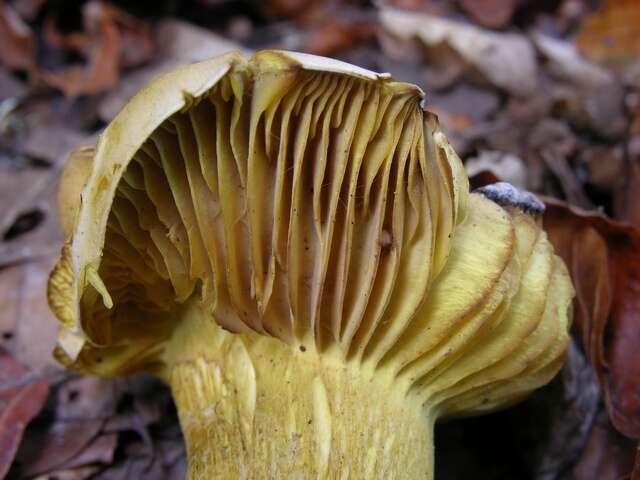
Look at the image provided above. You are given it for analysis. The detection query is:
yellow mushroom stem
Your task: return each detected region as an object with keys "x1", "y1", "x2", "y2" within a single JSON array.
[{"x1": 167, "y1": 299, "x2": 433, "y2": 478}]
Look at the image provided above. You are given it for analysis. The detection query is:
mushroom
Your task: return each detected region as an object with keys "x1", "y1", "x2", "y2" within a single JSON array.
[{"x1": 47, "y1": 50, "x2": 574, "y2": 479}]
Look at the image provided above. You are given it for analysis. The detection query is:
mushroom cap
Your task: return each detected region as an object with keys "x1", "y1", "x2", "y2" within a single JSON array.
[{"x1": 47, "y1": 50, "x2": 573, "y2": 415}]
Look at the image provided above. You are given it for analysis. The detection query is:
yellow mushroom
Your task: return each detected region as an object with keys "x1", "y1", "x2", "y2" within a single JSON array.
[{"x1": 47, "y1": 50, "x2": 574, "y2": 479}]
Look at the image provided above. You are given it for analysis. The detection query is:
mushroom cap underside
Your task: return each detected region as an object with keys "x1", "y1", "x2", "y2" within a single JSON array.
[{"x1": 47, "y1": 50, "x2": 573, "y2": 415}]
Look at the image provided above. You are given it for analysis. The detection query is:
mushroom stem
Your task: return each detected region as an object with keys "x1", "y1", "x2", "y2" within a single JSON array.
[{"x1": 166, "y1": 301, "x2": 435, "y2": 479}]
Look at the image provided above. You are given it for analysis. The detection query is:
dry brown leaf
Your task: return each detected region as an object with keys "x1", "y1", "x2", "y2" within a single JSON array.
[
  {"x1": 33, "y1": 465, "x2": 101, "y2": 480},
  {"x1": 98, "y1": 19, "x2": 251, "y2": 122},
  {"x1": 0, "y1": 0, "x2": 35, "y2": 72},
  {"x1": 0, "y1": 124, "x2": 94, "y2": 266},
  {"x1": 17, "y1": 417, "x2": 106, "y2": 476},
  {"x1": 613, "y1": 95, "x2": 640, "y2": 227},
  {"x1": 379, "y1": 4, "x2": 538, "y2": 95},
  {"x1": 265, "y1": 0, "x2": 320, "y2": 19},
  {"x1": 430, "y1": 83, "x2": 499, "y2": 120},
  {"x1": 0, "y1": 259, "x2": 60, "y2": 372},
  {"x1": 41, "y1": 0, "x2": 154, "y2": 97},
  {"x1": 41, "y1": 7, "x2": 119, "y2": 97},
  {"x1": 577, "y1": 0, "x2": 640, "y2": 67},
  {"x1": 56, "y1": 377, "x2": 117, "y2": 420},
  {"x1": 458, "y1": 0, "x2": 519, "y2": 29},
  {"x1": 582, "y1": 145, "x2": 625, "y2": 192},
  {"x1": 541, "y1": 149, "x2": 594, "y2": 210},
  {"x1": 385, "y1": 0, "x2": 452, "y2": 15},
  {"x1": 0, "y1": 169, "x2": 63, "y2": 265},
  {"x1": 56, "y1": 433, "x2": 118, "y2": 471},
  {"x1": 614, "y1": 156, "x2": 640, "y2": 228},
  {"x1": 43, "y1": 15, "x2": 90, "y2": 52},
  {"x1": 0, "y1": 68, "x2": 26, "y2": 101},
  {"x1": 93, "y1": 456, "x2": 166, "y2": 480},
  {"x1": 16, "y1": 377, "x2": 117, "y2": 476},
  {"x1": 572, "y1": 411, "x2": 637, "y2": 480},
  {"x1": 303, "y1": 19, "x2": 377, "y2": 56},
  {"x1": 12, "y1": 0, "x2": 46, "y2": 21},
  {"x1": 532, "y1": 32, "x2": 613, "y2": 90},
  {"x1": 543, "y1": 199, "x2": 640, "y2": 440},
  {"x1": 465, "y1": 151, "x2": 527, "y2": 189},
  {"x1": 428, "y1": 106, "x2": 473, "y2": 153},
  {"x1": 0, "y1": 348, "x2": 49, "y2": 478}
]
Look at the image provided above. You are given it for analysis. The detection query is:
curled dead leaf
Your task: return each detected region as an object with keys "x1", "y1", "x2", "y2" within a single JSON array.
[
  {"x1": 41, "y1": 0, "x2": 154, "y2": 97},
  {"x1": 0, "y1": 0, "x2": 36, "y2": 72},
  {"x1": 379, "y1": 4, "x2": 538, "y2": 95},
  {"x1": 543, "y1": 199, "x2": 640, "y2": 440},
  {"x1": 576, "y1": 0, "x2": 640, "y2": 67},
  {"x1": 0, "y1": 348, "x2": 49, "y2": 478}
]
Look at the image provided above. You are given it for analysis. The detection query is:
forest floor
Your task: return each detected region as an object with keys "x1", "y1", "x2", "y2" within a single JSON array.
[{"x1": 0, "y1": 0, "x2": 639, "y2": 478}]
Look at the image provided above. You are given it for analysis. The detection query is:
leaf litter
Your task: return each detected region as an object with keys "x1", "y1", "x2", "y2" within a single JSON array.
[{"x1": 1, "y1": 0, "x2": 640, "y2": 477}]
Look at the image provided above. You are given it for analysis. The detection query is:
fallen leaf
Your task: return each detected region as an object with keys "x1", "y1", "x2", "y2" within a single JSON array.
[
  {"x1": 385, "y1": 0, "x2": 453, "y2": 15},
  {"x1": 465, "y1": 150, "x2": 527, "y2": 189},
  {"x1": 17, "y1": 417, "x2": 106, "y2": 477},
  {"x1": 41, "y1": 6, "x2": 120, "y2": 97},
  {"x1": 41, "y1": 0, "x2": 155, "y2": 97},
  {"x1": 551, "y1": 82, "x2": 626, "y2": 141},
  {"x1": 56, "y1": 377, "x2": 117, "y2": 420},
  {"x1": 573, "y1": 410, "x2": 637, "y2": 479},
  {"x1": 540, "y1": 149, "x2": 594, "y2": 210},
  {"x1": 102, "y1": 3, "x2": 154, "y2": 68},
  {"x1": 577, "y1": 0, "x2": 640, "y2": 67},
  {"x1": 0, "y1": 258, "x2": 60, "y2": 372},
  {"x1": 543, "y1": 199, "x2": 640, "y2": 439},
  {"x1": 93, "y1": 456, "x2": 166, "y2": 480},
  {"x1": 629, "y1": 90, "x2": 640, "y2": 136},
  {"x1": 265, "y1": 0, "x2": 320, "y2": 19},
  {"x1": 379, "y1": 4, "x2": 538, "y2": 96},
  {"x1": 0, "y1": 169, "x2": 63, "y2": 265},
  {"x1": 0, "y1": 0, "x2": 36, "y2": 72},
  {"x1": 98, "y1": 19, "x2": 251, "y2": 121},
  {"x1": 0, "y1": 68, "x2": 26, "y2": 102},
  {"x1": 0, "y1": 348, "x2": 49, "y2": 479},
  {"x1": 463, "y1": 95, "x2": 552, "y2": 182},
  {"x1": 526, "y1": 117, "x2": 594, "y2": 209},
  {"x1": 532, "y1": 32, "x2": 613, "y2": 90},
  {"x1": 42, "y1": 15, "x2": 90, "y2": 53},
  {"x1": 581, "y1": 145, "x2": 625, "y2": 192},
  {"x1": 15, "y1": 377, "x2": 117, "y2": 476},
  {"x1": 614, "y1": 155, "x2": 640, "y2": 229},
  {"x1": 429, "y1": 82, "x2": 499, "y2": 120},
  {"x1": 458, "y1": 0, "x2": 519, "y2": 29},
  {"x1": 303, "y1": 18, "x2": 377, "y2": 56},
  {"x1": 0, "y1": 124, "x2": 93, "y2": 265},
  {"x1": 33, "y1": 465, "x2": 100, "y2": 480},
  {"x1": 56, "y1": 432, "x2": 118, "y2": 471},
  {"x1": 428, "y1": 106, "x2": 473, "y2": 153},
  {"x1": 12, "y1": 0, "x2": 46, "y2": 21}
]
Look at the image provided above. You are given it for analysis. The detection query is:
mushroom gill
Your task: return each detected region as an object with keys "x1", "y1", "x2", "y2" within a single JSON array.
[{"x1": 48, "y1": 50, "x2": 574, "y2": 479}]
